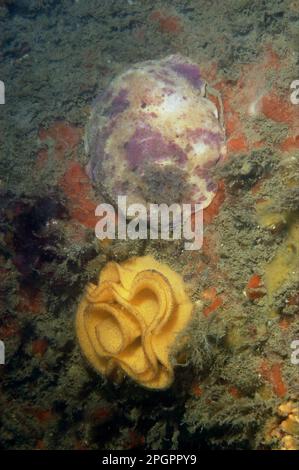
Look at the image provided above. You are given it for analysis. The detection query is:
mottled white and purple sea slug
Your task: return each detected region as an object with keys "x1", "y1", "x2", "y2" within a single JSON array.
[{"x1": 85, "y1": 54, "x2": 226, "y2": 209}]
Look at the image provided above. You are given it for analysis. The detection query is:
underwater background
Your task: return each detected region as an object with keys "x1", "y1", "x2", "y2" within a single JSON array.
[{"x1": 0, "y1": 0, "x2": 299, "y2": 450}]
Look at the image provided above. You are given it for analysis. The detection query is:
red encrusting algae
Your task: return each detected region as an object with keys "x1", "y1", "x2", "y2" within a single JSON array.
[
  {"x1": 228, "y1": 386, "x2": 242, "y2": 399},
  {"x1": 149, "y1": 11, "x2": 183, "y2": 34},
  {"x1": 36, "y1": 121, "x2": 83, "y2": 172},
  {"x1": 201, "y1": 287, "x2": 223, "y2": 317},
  {"x1": 203, "y1": 180, "x2": 226, "y2": 225},
  {"x1": 260, "y1": 360, "x2": 287, "y2": 398},
  {"x1": 31, "y1": 338, "x2": 48, "y2": 357},
  {"x1": 191, "y1": 383, "x2": 203, "y2": 398},
  {"x1": 261, "y1": 93, "x2": 297, "y2": 125},
  {"x1": 38, "y1": 121, "x2": 83, "y2": 157},
  {"x1": 59, "y1": 163, "x2": 97, "y2": 229},
  {"x1": 280, "y1": 134, "x2": 299, "y2": 152},
  {"x1": 245, "y1": 274, "x2": 266, "y2": 300}
]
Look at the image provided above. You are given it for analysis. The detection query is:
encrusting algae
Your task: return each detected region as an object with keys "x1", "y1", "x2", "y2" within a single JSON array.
[{"x1": 76, "y1": 256, "x2": 193, "y2": 389}]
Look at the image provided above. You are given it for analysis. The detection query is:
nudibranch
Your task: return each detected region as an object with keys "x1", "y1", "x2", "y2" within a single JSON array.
[
  {"x1": 85, "y1": 54, "x2": 226, "y2": 210},
  {"x1": 76, "y1": 256, "x2": 193, "y2": 389}
]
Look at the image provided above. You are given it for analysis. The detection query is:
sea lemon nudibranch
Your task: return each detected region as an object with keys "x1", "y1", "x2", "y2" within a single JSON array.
[
  {"x1": 76, "y1": 256, "x2": 193, "y2": 389},
  {"x1": 85, "y1": 54, "x2": 226, "y2": 210}
]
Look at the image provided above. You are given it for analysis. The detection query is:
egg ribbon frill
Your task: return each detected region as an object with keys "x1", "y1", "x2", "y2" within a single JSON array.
[{"x1": 76, "y1": 256, "x2": 193, "y2": 389}]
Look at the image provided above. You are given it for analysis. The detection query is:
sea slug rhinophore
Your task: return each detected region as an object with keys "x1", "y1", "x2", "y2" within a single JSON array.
[
  {"x1": 76, "y1": 256, "x2": 193, "y2": 389},
  {"x1": 85, "y1": 54, "x2": 226, "y2": 210}
]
